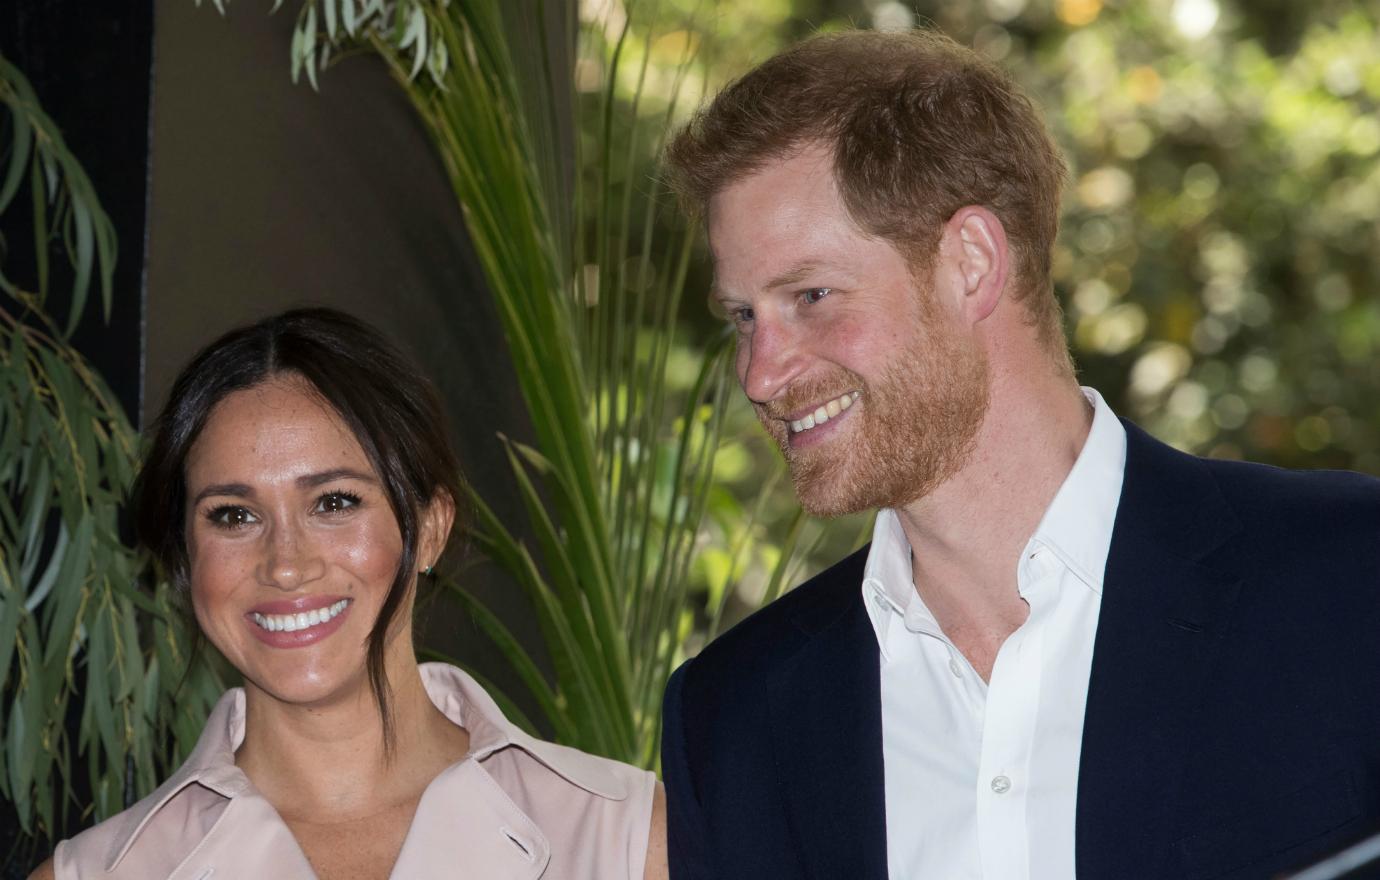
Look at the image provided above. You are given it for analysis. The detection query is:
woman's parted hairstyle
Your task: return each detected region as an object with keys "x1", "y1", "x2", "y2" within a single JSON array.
[
  {"x1": 665, "y1": 29, "x2": 1068, "y2": 342},
  {"x1": 134, "y1": 307, "x2": 465, "y2": 745}
]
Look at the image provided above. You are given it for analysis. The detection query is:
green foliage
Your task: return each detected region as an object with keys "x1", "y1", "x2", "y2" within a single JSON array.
[
  {"x1": 205, "y1": 0, "x2": 1380, "y2": 774},
  {"x1": 597, "y1": 0, "x2": 1380, "y2": 622},
  {"x1": 204, "y1": 0, "x2": 808, "y2": 768},
  {"x1": 1018, "y1": 1, "x2": 1380, "y2": 473},
  {"x1": 575, "y1": 0, "x2": 873, "y2": 645},
  {"x1": 0, "y1": 57, "x2": 115, "y2": 335},
  {"x1": 0, "y1": 54, "x2": 222, "y2": 846},
  {"x1": 655, "y1": 0, "x2": 1380, "y2": 475}
]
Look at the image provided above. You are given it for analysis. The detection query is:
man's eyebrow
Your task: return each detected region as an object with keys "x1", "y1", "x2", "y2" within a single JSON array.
[
  {"x1": 710, "y1": 262, "x2": 830, "y2": 304},
  {"x1": 765, "y1": 262, "x2": 827, "y2": 290}
]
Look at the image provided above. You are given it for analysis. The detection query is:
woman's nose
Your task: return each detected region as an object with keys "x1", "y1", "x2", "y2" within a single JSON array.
[{"x1": 256, "y1": 523, "x2": 326, "y2": 590}]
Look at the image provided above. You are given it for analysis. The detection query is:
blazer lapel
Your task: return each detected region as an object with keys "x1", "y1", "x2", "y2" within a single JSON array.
[
  {"x1": 767, "y1": 580, "x2": 888, "y2": 880},
  {"x1": 1076, "y1": 422, "x2": 1245, "y2": 876}
]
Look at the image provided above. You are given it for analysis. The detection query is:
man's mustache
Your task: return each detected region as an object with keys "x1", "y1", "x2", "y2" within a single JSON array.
[{"x1": 754, "y1": 373, "x2": 864, "y2": 422}]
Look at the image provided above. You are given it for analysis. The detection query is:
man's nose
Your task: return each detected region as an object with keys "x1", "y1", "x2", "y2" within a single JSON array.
[
  {"x1": 256, "y1": 522, "x2": 327, "y2": 591},
  {"x1": 740, "y1": 319, "x2": 807, "y2": 405}
]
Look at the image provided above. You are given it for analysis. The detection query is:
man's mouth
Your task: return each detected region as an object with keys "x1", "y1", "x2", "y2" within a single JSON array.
[{"x1": 788, "y1": 391, "x2": 860, "y2": 435}]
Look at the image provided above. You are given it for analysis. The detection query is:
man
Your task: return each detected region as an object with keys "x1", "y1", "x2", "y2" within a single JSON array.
[{"x1": 659, "y1": 29, "x2": 1380, "y2": 880}]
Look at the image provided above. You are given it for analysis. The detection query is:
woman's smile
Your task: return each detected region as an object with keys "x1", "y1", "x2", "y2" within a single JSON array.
[
  {"x1": 183, "y1": 376, "x2": 406, "y2": 706},
  {"x1": 246, "y1": 596, "x2": 353, "y2": 647}
]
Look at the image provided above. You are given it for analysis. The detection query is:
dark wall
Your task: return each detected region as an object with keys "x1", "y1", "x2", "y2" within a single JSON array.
[
  {"x1": 0, "y1": 1, "x2": 151, "y2": 419},
  {"x1": 1, "y1": 5, "x2": 559, "y2": 866},
  {"x1": 2, "y1": 4, "x2": 153, "y2": 870},
  {"x1": 147, "y1": 0, "x2": 548, "y2": 719}
]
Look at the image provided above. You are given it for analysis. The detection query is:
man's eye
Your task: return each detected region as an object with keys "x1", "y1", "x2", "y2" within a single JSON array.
[
  {"x1": 730, "y1": 306, "x2": 755, "y2": 326},
  {"x1": 315, "y1": 491, "x2": 362, "y2": 515},
  {"x1": 207, "y1": 506, "x2": 257, "y2": 529},
  {"x1": 802, "y1": 287, "x2": 832, "y2": 305}
]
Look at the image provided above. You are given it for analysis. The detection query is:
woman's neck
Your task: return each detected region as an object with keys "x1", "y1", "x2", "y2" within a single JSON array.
[{"x1": 234, "y1": 653, "x2": 470, "y2": 822}]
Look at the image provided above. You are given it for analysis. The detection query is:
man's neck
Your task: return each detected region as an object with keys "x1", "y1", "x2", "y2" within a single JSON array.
[{"x1": 893, "y1": 373, "x2": 1093, "y2": 679}]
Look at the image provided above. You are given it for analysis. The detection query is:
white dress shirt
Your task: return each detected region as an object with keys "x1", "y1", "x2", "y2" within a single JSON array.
[{"x1": 866, "y1": 387, "x2": 1127, "y2": 880}]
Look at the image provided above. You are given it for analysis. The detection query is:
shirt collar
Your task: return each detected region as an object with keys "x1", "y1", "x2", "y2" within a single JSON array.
[
  {"x1": 1024, "y1": 387, "x2": 1127, "y2": 595},
  {"x1": 862, "y1": 505, "x2": 918, "y2": 615},
  {"x1": 105, "y1": 662, "x2": 629, "y2": 871},
  {"x1": 861, "y1": 386, "x2": 1127, "y2": 648}
]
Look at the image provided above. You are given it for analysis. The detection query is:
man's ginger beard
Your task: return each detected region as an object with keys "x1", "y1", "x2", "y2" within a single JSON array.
[{"x1": 754, "y1": 313, "x2": 990, "y2": 518}]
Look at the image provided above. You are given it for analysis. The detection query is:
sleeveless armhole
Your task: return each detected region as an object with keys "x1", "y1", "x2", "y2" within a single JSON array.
[{"x1": 626, "y1": 768, "x2": 658, "y2": 880}]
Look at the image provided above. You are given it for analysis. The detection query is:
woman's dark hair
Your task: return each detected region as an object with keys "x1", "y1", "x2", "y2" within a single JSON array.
[{"x1": 134, "y1": 308, "x2": 466, "y2": 749}]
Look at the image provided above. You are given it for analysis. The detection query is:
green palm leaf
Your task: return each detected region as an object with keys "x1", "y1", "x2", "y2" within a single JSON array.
[{"x1": 201, "y1": 0, "x2": 813, "y2": 770}]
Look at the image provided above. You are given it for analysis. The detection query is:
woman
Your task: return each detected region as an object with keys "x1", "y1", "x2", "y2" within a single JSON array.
[{"x1": 32, "y1": 308, "x2": 667, "y2": 879}]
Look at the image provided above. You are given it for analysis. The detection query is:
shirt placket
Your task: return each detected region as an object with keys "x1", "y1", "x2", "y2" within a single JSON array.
[{"x1": 975, "y1": 548, "x2": 1058, "y2": 880}]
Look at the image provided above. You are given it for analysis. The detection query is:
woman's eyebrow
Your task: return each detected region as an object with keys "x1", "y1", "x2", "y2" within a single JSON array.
[
  {"x1": 296, "y1": 468, "x2": 378, "y2": 489},
  {"x1": 191, "y1": 482, "x2": 253, "y2": 506},
  {"x1": 190, "y1": 469, "x2": 377, "y2": 506}
]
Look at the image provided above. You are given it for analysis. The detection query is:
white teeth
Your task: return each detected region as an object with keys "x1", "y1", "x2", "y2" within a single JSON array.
[
  {"x1": 251, "y1": 599, "x2": 350, "y2": 634},
  {"x1": 789, "y1": 391, "x2": 860, "y2": 434}
]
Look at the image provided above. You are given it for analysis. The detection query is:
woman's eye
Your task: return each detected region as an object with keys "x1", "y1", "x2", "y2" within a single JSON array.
[
  {"x1": 315, "y1": 491, "x2": 362, "y2": 515},
  {"x1": 802, "y1": 287, "x2": 832, "y2": 305},
  {"x1": 207, "y1": 506, "x2": 258, "y2": 529}
]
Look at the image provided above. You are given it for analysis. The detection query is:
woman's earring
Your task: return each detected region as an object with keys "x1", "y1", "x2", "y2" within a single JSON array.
[{"x1": 420, "y1": 565, "x2": 434, "y2": 577}]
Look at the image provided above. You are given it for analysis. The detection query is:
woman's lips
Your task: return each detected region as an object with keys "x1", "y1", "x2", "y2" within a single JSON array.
[
  {"x1": 250, "y1": 594, "x2": 348, "y2": 615},
  {"x1": 245, "y1": 597, "x2": 352, "y2": 649}
]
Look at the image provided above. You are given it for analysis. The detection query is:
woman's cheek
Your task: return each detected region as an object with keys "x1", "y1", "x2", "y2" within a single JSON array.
[
  {"x1": 187, "y1": 536, "x2": 252, "y2": 630},
  {"x1": 339, "y1": 516, "x2": 403, "y2": 583}
]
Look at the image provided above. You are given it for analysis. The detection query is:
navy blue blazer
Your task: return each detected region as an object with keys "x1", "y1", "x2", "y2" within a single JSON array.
[{"x1": 662, "y1": 421, "x2": 1380, "y2": 879}]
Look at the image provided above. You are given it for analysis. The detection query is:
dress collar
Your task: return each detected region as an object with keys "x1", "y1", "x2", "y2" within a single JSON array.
[{"x1": 104, "y1": 662, "x2": 629, "y2": 871}]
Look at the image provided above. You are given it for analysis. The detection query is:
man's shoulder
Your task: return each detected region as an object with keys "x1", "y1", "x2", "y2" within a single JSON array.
[
  {"x1": 1202, "y1": 455, "x2": 1380, "y2": 545},
  {"x1": 1203, "y1": 453, "x2": 1380, "y2": 503},
  {"x1": 680, "y1": 544, "x2": 870, "y2": 685},
  {"x1": 1126, "y1": 420, "x2": 1380, "y2": 550}
]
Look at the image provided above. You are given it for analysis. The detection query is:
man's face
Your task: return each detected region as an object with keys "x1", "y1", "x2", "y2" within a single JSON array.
[{"x1": 707, "y1": 145, "x2": 989, "y2": 517}]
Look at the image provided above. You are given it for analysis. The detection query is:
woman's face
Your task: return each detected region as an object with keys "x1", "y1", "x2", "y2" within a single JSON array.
[{"x1": 183, "y1": 376, "x2": 419, "y2": 708}]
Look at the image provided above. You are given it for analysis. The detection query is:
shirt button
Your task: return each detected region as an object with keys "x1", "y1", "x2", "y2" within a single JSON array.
[
  {"x1": 991, "y1": 775, "x2": 1012, "y2": 794},
  {"x1": 948, "y1": 658, "x2": 962, "y2": 677}
]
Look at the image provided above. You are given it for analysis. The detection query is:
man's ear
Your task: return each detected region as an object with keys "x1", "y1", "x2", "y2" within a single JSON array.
[
  {"x1": 942, "y1": 205, "x2": 1010, "y2": 326},
  {"x1": 418, "y1": 490, "x2": 457, "y2": 573}
]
